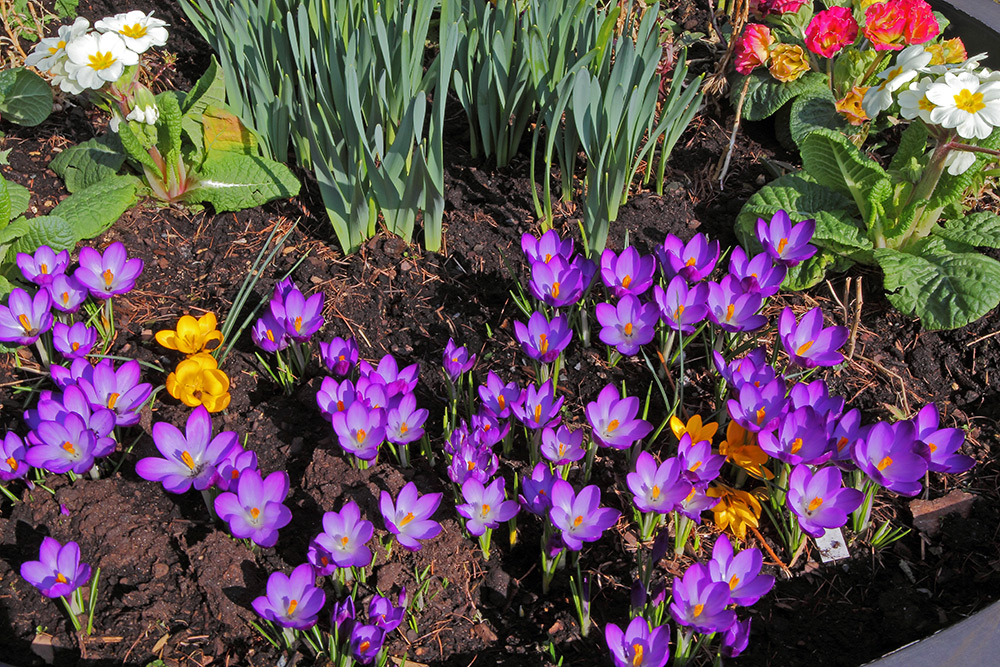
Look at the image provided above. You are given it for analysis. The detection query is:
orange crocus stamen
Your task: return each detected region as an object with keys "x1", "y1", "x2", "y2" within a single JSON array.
[
  {"x1": 357, "y1": 429, "x2": 367, "y2": 443},
  {"x1": 551, "y1": 282, "x2": 561, "y2": 299},
  {"x1": 632, "y1": 645, "x2": 644, "y2": 666},
  {"x1": 250, "y1": 507, "x2": 260, "y2": 519},
  {"x1": 400, "y1": 512, "x2": 415, "y2": 526},
  {"x1": 17, "y1": 314, "x2": 31, "y2": 333},
  {"x1": 622, "y1": 275, "x2": 632, "y2": 289},
  {"x1": 693, "y1": 603, "x2": 704, "y2": 617},
  {"x1": 287, "y1": 599, "x2": 298, "y2": 616},
  {"x1": 56, "y1": 572, "x2": 68, "y2": 584},
  {"x1": 180, "y1": 450, "x2": 196, "y2": 470},
  {"x1": 624, "y1": 322, "x2": 633, "y2": 336},
  {"x1": 62, "y1": 441, "x2": 76, "y2": 455},
  {"x1": 539, "y1": 333, "x2": 549, "y2": 355},
  {"x1": 107, "y1": 392, "x2": 120, "y2": 410},
  {"x1": 607, "y1": 419, "x2": 619, "y2": 432},
  {"x1": 6, "y1": 457, "x2": 18, "y2": 472},
  {"x1": 777, "y1": 238, "x2": 789, "y2": 254},
  {"x1": 796, "y1": 341, "x2": 814, "y2": 356},
  {"x1": 877, "y1": 456, "x2": 893, "y2": 471},
  {"x1": 725, "y1": 304, "x2": 736, "y2": 321},
  {"x1": 573, "y1": 515, "x2": 584, "y2": 527},
  {"x1": 808, "y1": 497, "x2": 824, "y2": 511},
  {"x1": 729, "y1": 574, "x2": 740, "y2": 590},
  {"x1": 103, "y1": 268, "x2": 114, "y2": 288}
]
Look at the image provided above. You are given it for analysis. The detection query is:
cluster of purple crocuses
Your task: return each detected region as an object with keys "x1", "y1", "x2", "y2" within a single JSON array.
[{"x1": 251, "y1": 277, "x2": 326, "y2": 392}]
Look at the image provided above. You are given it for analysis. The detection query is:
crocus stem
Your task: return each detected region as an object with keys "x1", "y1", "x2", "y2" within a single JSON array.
[
  {"x1": 33, "y1": 339, "x2": 50, "y2": 369},
  {"x1": 201, "y1": 488, "x2": 218, "y2": 522},
  {"x1": 0, "y1": 484, "x2": 20, "y2": 504},
  {"x1": 59, "y1": 595, "x2": 83, "y2": 632},
  {"x1": 103, "y1": 299, "x2": 115, "y2": 344},
  {"x1": 639, "y1": 511, "x2": 663, "y2": 543},
  {"x1": 674, "y1": 512, "x2": 694, "y2": 557},
  {"x1": 479, "y1": 528, "x2": 492, "y2": 561}
]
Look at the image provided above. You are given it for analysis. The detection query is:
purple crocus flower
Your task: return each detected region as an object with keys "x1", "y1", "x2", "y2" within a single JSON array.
[
  {"x1": 46, "y1": 273, "x2": 89, "y2": 313},
  {"x1": 136, "y1": 405, "x2": 239, "y2": 493},
  {"x1": 20, "y1": 537, "x2": 91, "y2": 599},
  {"x1": 316, "y1": 377, "x2": 356, "y2": 420},
  {"x1": 251, "y1": 310, "x2": 289, "y2": 352},
  {"x1": 215, "y1": 446, "x2": 258, "y2": 492},
  {"x1": 600, "y1": 246, "x2": 657, "y2": 298},
  {"x1": 52, "y1": 322, "x2": 97, "y2": 360},
  {"x1": 252, "y1": 563, "x2": 327, "y2": 630},
  {"x1": 514, "y1": 311, "x2": 572, "y2": 364},
  {"x1": 513, "y1": 382, "x2": 564, "y2": 430},
  {"x1": 25, "y1": 413, "x2": 98, "y2": 474},
  {"x1": 787, "y1": 464, "x2": 864, "y2": 537},
  {"x1": 627, "y1": 451, "x2": 692, "y2": 514},
  {"x1": 727, "y1": 379, "x2": 788, "y2": 432},
  {"x1": 712, "y1": 348, "x2": 775, "y2": 391},
  {"x1": 214, "y1": 469, "x2": 293, "y2": 547},
  {"x1": 74, "y1": 242, "x2": 143, "y2": 298},
  {"x1": 1, "y1": 432, "x2": 29, "y2": 481},
  {"x1": 829, "y1": 408, "x2": 865, "y2": 468},
  {"x1": 76, "y1": 358, "x2": 151, "y2": 427},
  {"x1": 331, "y1": 403, "x2": 386, "y2": 461},
  {"x1": 852, "y1": 420, "x2": 928, "y2": 496},
  {"x1": 652, "y1": 276, "x2": 709, "y2": 335},
  {"x1": 529, "y1": 255, "x2": 587, "y2": 308},
  {"x1": 585, "y1": 383, "x2": 653, "y2": 450},
  {"x1": 789, "y1": 379, "x2": 844, "y2": 422},
  {"x1": 756, "y1": 210, "x2": 817, "y2": 267},
  {"x1": 595, "y1": 294, "x2": 658, "y2": 356},
  {"x1": 380, "y1": 482, "x2": 443, "y2": 551},
  {"x1": 312, "y1": 500, "x2": 374, "y2": 569},
  {"x1": 605, "y1": 616, "x2": 671, "y2": 667},
  {"x1": 706, "y1": 276, "x2": 766, "y2": 333},
  {"x1": 540, "y1": 424, "x2": 586, "y2": 465},
  {"x1": 549, "y1": 480, "x2": 621, "y2": 550},
  {"x1": 358, "y1": 355, "x2": 420, "y2": 397},
  {"x1": 757, "y1": 406, "x2": 832, "y2": 466},
  {"x1": 470, "y1": 412, "x2": 508, "y2": 449},
  {"x1": 677, "y1": 485, "x2": 718, "y2": 522},
  {"x1": 370, "y1": 588, "x2": 406, "y2": 631},
  {"x1": 706, "y1": 534, "x2": 775, "y2": 606},
  {"x1": 319, "y1": 336, "x2": 359, "y2": 376},
  {"x1": 729, "y1": 246, "x2": 786, "y2": 298},
  {"x1": 669, "y1": 563, "x2": 736, "y2": 634},
  {"x1": 447, "y1": 442, "x2": 497, "y2": 485},
  {"x1": 271, "y1": 285, "x2": 324, "y2": 343},
  {"x1": 23, "y1": 385, "x2": 115, "y2": 446},
  {"x1": 721, "y1": 618, "x2": 752, "y2": 658},
  {"x1": 779, "y1": 307, "x2": 848, "y2": 368},
  {"x1": 522, "y1": 230, "x2": 574, "y2": 265},
  {"x1": 658, "y1": 233, "x2": 719, "y2": 282},
  {"x1": 457, "y1": 477, "x2": 519, "y2": 536},
  {"x1": 385, "y1": 393, "x2": 427, "y2": 445},
  {"x1": 0, "y1": 288, "x2": 53, "y2": 345},
  {"x1": 912, "y1": 404, "x2": 975, "y2": 474},
  {"x1": 677, "y1": 434, "x2": 726, "y2": 488},
  {"x1": 519, "y1": 462, "x2": 555, "y2": 516},
  {"x1": 17, "y1": 246, "x2": 69, "y2": 286},
  {"x1": 478, "y1": 371, "x2": 523, "y2": 419},
  {"x1": 350, "y1": 624, "x2": 386, "y2": 665},
  {"x1": 443, "y1": 338, "x2": 476, "y2": 382}
]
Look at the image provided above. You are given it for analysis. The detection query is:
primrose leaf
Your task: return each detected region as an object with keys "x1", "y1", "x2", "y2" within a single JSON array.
[
  {"x1": 888, "y1": 122, "x2": 928, "y2": 178},
  {"x1": 875, "y1": 237, "x2": 1000, "y2": 330},
  {"x1": 0, "y1": 273, "x2": 11, "y2": 300},
  {"x1": 202, "y1": 105, "x2": 258, "y2": 156},
  {"x1": 783, "y1": 249, "x2": 850, "y2": 291},
  {"x1": 0, "y1": 173, "x2": 9, "y2": 225},
  {"x1": 6, "y1": 179, "x2": 29, "y2": 220},
  {"x1": 156, "y1": 91, "x2": 184, "y2": 170},
  {"x1": 49, "y1": 133, "x2": 126, "y2": 193},
  {"x1": 734, "y1": 70, "x2": 828, "y2": 122},
  {"x1": 800, "y1": 127, "x2": 889, "y2": 221},
  {"x1": 186, "y1": 154, "x2": 299, "y2": 212},
  {"x1": 933, "y1": 211, "x2": 1000, "y2": 249},
  {"x1": 789, "y1": 90, "x2": 848, "y2": 147},
  {"x1": 0, "y1": 67, "x2": 53, "y2": 127},
  {"x1": 6, "y1": 215, "x2": 77, "y2": 255},
  {"x1": 117, "y1": 119, "x2": 161, "y2": 172},
  {"x1": 931, "y1": 126, "x2": 1000, "y2": 210},
  {"x1": 49, "y1": 175, "x2": 140, "y2": 241}
]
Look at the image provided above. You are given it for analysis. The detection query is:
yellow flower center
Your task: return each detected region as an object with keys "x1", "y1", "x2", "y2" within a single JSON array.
[
  {"x1": 121, "y1": 23, "x2": 148, "y2": 39},
  {"x1": 287, "y1": 599, "x2": 298, "y2": 616},
  {"x1": 266, "y1": 329, "x2": 276, "y2": 342},
  {"x1": 250, "y1": 507, "x2": 260, "y2": 519},
  {"x1": 357, "y1": 429, "x2": 367, "y2": 443},
  {"x1": 954, "y1": 88, "x2": 986, "y2": 114},
  {"x1": 729, "y1": 574, "x2": 740, "y2": 589},
  {"x1": 534, "y1": 405, "x2": 542, "y2": 423},
  {"x1": 651, "y1": 485, "x2": 660, "y2": 500},
  {"x1": 624, "y1": 322, "x2": 633, "y2": 336},
  {"x1": 107, "y1": 392, "x2": 120, "y2": 409},
  {"x1": 790, "y1": 437, "x2": 803, "y2": 454},
  {"x1": 6, "y1": 457, "x2": 17, "y2": 472},
  {"x1": 400, "y1": 512, "x2": 415, "y2": 526},
  {"x1": 294, "y1": 316, "x2": 302, "y2": 332},
  {"x1": 181, "y1": 450, "x2": 195, "y2": 470},
  {"x1": 725, "y1": 304, "x2": 735, "y2": 321},
  {"x1": 62, "y1": 292, "x2": 71, "y2": 305},
  {"x1": 690, "y1": 460, "x2": 703, "y2": 472},
  {"x1": 360, "y1": 640, "x2": 371, "y2": 653},
  {"x1": 498, "y1": 395, "x2": 506, "y2": 411},
  {"x1": 72, "y1": 342, "x2": 80, "y2": 351},
  {"x1": 102, "y1": 268, "x2": 114, "y2": 287},
  {"x1": 56, "y1": 572, "x2": 68, "y2": 584},
  {"x1": 632, "y1": 645, "x2": 644, "y2": 666},
  {"x1": 482, "y1": 503, "x2": 491, "y2": 516},
  {"x1": 755, "y1": 407, "x2": 766, "y2": 425},
  {"x1": 622, "y1": 275, "x2": 632, "y2": 289},
  {"x1": 573, "y1": 515, "x2": 584, "y2": 527},
  {"x1": 62, "y1": 441, "x2": 76, "y2": 455},
  {"x1": 877, "y1": 456, "x2": 893, "y2": 471},
  {"x1": 607, "y1": 419, "x2": 619, "y2": 432},
  {"x1": 401, "y1": 422, "x2": 409, "y2": 434},
  {"x1": 796, "y1": 341, "x2": 814, "y2": 356},
  {"x1": 928, "y1": 442, "x2": 938, "y2": 453},
  {"x1": 685, "y1": 257, "x2": 697, "y2": 267},
  {"x1": 17, "y1": 314, "x2": 31, "y2": 333},
  {"x1": 808, "y1": 496, "x2": 824, "y2": 511},
  {"x1": 40, "y1": 264, "x2": 49, "y2": 274},
  {"x1": 341, "y1": 535, "x2": 350, "y2": 546},
  {"x1": 837, "y1": 437, "x2": 849, "y2": 451},
  {"x1": 551, "y1": 282, "x2": 561, "y2": 299},
  {"x1": 467, "y1": 461, "x2": 476, "y2": 471},
  {"x1": 777, "y1": 237, "x2": 789, "y2": 254},
  {"x1": 673, "y1": 304, "x2": 685, "y2": 320},
  {"x1": 88, "y1": 50, "x2": 117, "y2": 71},
  {"x1": 693, "y1": 603, "x2": 704, "y2": 617},
  {"x1": 539, "y1": 333, "x2": 549, "y2": 355},
  {"x1": 48, "y1": 40, "x2": 67, "y2": 54},
  {"x1": 919, "y1": 97, "x2": 935, "y2": 111}
]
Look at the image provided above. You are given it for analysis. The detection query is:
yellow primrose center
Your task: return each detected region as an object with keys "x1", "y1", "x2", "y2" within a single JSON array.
[
  {"x1": 181, "y1": 450, "x2": 196, "y2": 470},
  {"x1": 287, "y1": 599, "x2": 298, "y2": 616},
  {"x1": 955, "y1": 89, "x2": 986, "y2": 114},
  {"x1": 89, "y1": 50, "x2": 117, "y2": 71},
  {"x1": 400, "y1": 512, "x2": 415, "y2": 526},
  {"x1": 919, "y1": 97, "x2": 935, "y2": 112},
  {"x1": 877, "y1": 455, "x2": 893, "y2": 471},
  {"x1": 632, "y1": 645, "x2": 644, "y2": 666},
  {"x1": 48, "y1": 40, "x2": 67, "y2": 54},
  {"x1": 808, "y1": 496, "x2": 824, "y2": 512},
  {"x1": 121, "y1": 23, "x2": 148, "y2": 39},
  {"x1": 250, "y1": 507, "x2": 260, "y2": 519}
]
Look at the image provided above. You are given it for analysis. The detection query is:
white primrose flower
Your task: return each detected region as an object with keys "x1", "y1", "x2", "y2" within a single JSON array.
[
  {"x1": 64, "y1": 31, "x2": 139, "y2": 91},
  {"x1": 94, "y1": 10, "x2": 168, "y2": 54},
  {"x1": 24, "y1": 16, "x2": 90, "y2": 72},
  {"x1": 862, "y1": 45, "x2": 934, "y2": 118},
  {"x1": 944, "y1": 149, "x2": 977, "y2": 176},
  {"x1": 48, "y1": 59, "x2": 86, "y2": 96},
  {"x1": 924, "y1": 51, "x2": 989, "y2": 77},
  {"x1": 897, "y1": 77, "x2": 936, "y2": 123},
  {"x1": 126, "y1": 104, "x2": 159, "y2": 125},
  {"x1": 926, "y1": 70, "x2": 1000, "y2": 140}
]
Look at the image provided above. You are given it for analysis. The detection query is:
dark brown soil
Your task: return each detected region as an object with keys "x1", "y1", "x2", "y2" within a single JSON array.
[{"x1": 1, "y1": 2, "x2": 999, "y2": 666}]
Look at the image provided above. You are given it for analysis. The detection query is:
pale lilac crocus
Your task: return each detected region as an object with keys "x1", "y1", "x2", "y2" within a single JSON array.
[
  {"x1": 470, "y1": 412, "x2": 508, "y2": 449},
  {"x1": 47, "y1": 273, "x2": 89, "y2": 313},
  {"x1": 789, "y1": 379, "x2": 844, "y2": 421},
  {"x1": 658, "y1": 233, "x2": 720, "y2": 282},
  {"x1": 251, "y1": 310, "x2": 289, "y2": 352},
  {"x1": 252, "y1": 563, "x2": 327, "y2": 630},
  {"x1": 706, "y1": 534, "x2": 775, "y2": 606},
  {"x1": 852, "y1": 421, "x2": 928, "y2": 496},
  {"x1": 757, "y1": 406, "x2": 832, "y2": 466},
  {"x1": 457, "y1": 477, "x2": 519, "y2": 536},
  {"x1": 529, "y1": 255, "x2": 587, "y2": 308},
  {"x1": 358, "y1": 354, "x2": 419, "y2": 397},
  {"x1": 514, "y1": 382, "x2": 564, "y2": 430},
  {"x1": 586, "y1": 383, "x2": 653, "y2": 450},
  {"x1": 829, "y1": 408, "x2": 865, "y2": 467},
  {"x1": 478, "y1": 371, "x2": 522, "y2": 419},
  {"x1": 627, "y1": 452, "x2": 691, "y2": 514},
  {"x1": 727, "y1": 379, "x2": 788, "y2": 432},
  {"x1": 669, "y1": 563, "x2": 736, "y2": 633},
  {"x1": 779, "y1": 307, "x2": 848, "y2": 368},
  {"x1": 25, "y1": 413, "x2": 98, "y2": 474},
  {"x1": 319, "y1": 336, "x2": 359, "y2": 376},
  {"x1": 17, "y1": 246, "x2": 69, "y2": 286},
  {"x1": 380, "y1": 482, "x2": 443, "y2": 551},
  {"x1": 541, "y1": 424, "x2": 586, "y2": 465},
  {"x1": 76, "y1": 358, "x2": 151, "y2": 427},
  {"x1": 514, "y1": 311, "x2": 572, "y2": 363},
  {"x1": 447, "y1": 442, "x2": 497, "y2": 485},
  {"x1": 653, "y1": 276, "x2": 708, "y2": 335},
  {"x1": 0, "y1": 432, "x2": 29, "y2": 480},
  {"x1": 443, "y1": 338, "x2": 476, "y2": 382},
  {"x1": 74, "y1": 242, "x2": 143, "y2": 298},
  {"x1": 215, "y1": 446, "x2": 258, "y2": 492},
  {"x1": 712, "y1": 348, "x2": 775, "y2": 391},
  {"x1": 52, "y1": 322, "x2": 97, "y2": 359},
  {"x1": 519, "y1": 462, "x2": 555, "y2": 516},
  {"x1": 312, "y1": 500, "x2": 375, "y2": 569},
  {"x1": 757, "y1": 210, "x2": 817, "y2": 267},
  {"x1": 729, "y1": 246, "x2": 786, "y2": 298},
  {"x1": 721, "y1": 618, "x2": 752, "y2": 658},
  {"x1": 706, "y1": 276, "x2": 766, "y2": 333},
  {"x1": 385, "y1": 393, "x2": 427, "y2": 444},
  {"x1": 605, "y1": 616, "x2": 671, "y2": 667},
  {"x1": 595, "y1": 294, "x2": 658, "y2": 356},
  {"x1": 787, "y1": 464, "x2": 864, "y2": 537},
  {"x1": 20, "y1": 537, "x2": 91, "y2": 599},
  {"x1": 331, "y1": 403, "x2": 386, "y2": 461},
  {"x1": 912, "y1": 404, "x2": 975, "y2": 474},
  {"x1": 549, "y1": 480, "x2": 621, "y2": 550},
  {"x1": 135, "y1": 405, "x2": 239, "y2": 493},
  {"x1": 24, "y1": 386, "x2": 116, "y2": 456},
  {"x1": 522, "y1": 230, "x2": 574, "y2": 265},
  {"x1": 0, "y1": 288, "x2": 52, "y2": 345},
  {"x1": 600, "y1": 246, "x2": 657, "y2": 298},
  {"x1": 214, "y1": 469, "x2": 293, "y2": 547}
]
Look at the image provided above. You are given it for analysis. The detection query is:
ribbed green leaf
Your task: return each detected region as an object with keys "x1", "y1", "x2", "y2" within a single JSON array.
[
  {"x1": 186, "y1": 154, "x2": 299, "y2": 212},
  {"x1": 800, "y1": 127, "x2": 889, "y2": 220},
  {"x1": 6, "y1": 215, "x2": 77, "y2": 255},
  {"x1": 0, "y1": 67, "x2": 52, "y2": 127},
  {"x1": 735, "y1": 70, "x2": 827, "y2": 122},
  {"x1": 789, "y1": 90, "x2": 848, "y2": 147},
  {"x1": 49, "y1": 133, "x2": 126, "y2": 193},
  {"x1": 934, "y1": 211, "x2": 1000, "y2": 249},
  {"x1": 49, "y1": 175, "x2": 140, "y2": 240}
]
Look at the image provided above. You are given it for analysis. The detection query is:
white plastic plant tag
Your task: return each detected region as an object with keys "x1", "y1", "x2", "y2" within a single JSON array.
[{"x1": 815, "y1": 527, "x2": 850, "y2": 562}]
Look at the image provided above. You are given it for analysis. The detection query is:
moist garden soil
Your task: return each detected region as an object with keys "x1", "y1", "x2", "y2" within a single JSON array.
[{"x1": 1, "y1": 1, "x2": 999, "y2": 666}]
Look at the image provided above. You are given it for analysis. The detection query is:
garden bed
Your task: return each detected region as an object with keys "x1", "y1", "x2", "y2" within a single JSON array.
[{"x1": 1, "y1": 1, "x2": 999, "y2": 666}]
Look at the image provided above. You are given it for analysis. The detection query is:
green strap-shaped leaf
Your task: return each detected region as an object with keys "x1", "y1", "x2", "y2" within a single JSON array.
[
  {"x1": 0, "y1": 173, "x2": 9, "y2": 225},
  {"x1": 934, "y1": 211, "x2": 1000, "y2": 249},
  {"x1": 49, "y1": 175, "x2": 140, "y2": 241},
  {"x1": 0, "y1": 67, "x2": 53, "y2": 127},
  {"x1": 734, "y1": 70, "x2": 828, "y2": 122},
  {"x1": 799, "y1": 127, "x2": 889, "y2": 221},
  {"x1": 156, "y1": 91, "x2": 184, "y2": 171},
  {"x1": 875, "y1": 236, "x2": 1000, "y2": 330},
  {"x1": 48, "y1": 133, "x2": 126, "y2": 193}
]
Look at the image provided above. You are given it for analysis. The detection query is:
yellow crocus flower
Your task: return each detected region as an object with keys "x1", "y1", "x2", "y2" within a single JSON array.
[
  {"x1": 719, "y1": 421, "x2": 775, "y2": 480},
  {"x1": 166, "y1": 352, "x2": 231, "y2": 412},
  {"x1": 707, "y1": 485, "x2": 762, "y2": 541},
  {"x1": 670, "y1": 414, "x2": 719, "y2": 446},
  {"x1": 155, "y1": 312, "x2": 223, "y2": 356}
]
